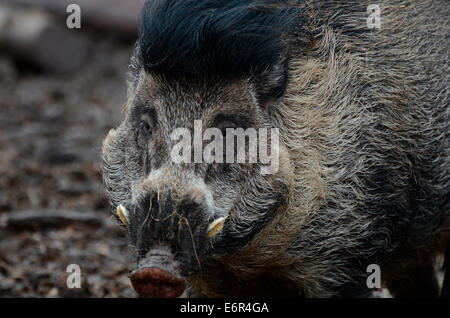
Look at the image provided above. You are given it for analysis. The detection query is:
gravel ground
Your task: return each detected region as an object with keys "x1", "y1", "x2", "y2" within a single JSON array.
[{"x1": 0, "y1": 25, "x2": 136, "y2": 297}]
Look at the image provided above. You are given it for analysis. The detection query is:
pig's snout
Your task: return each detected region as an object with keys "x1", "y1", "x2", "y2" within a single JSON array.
[
  {"x1": 131, "y1": 267, "x2": 185, "y2": 298},
  {"x1": 130, "y1": 245, "x2": 185, "y2": 298}
]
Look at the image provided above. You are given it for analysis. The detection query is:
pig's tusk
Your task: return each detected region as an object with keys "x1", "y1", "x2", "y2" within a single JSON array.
[
  {"x1": 206, "y1": 217, "x2": 226, "y2": 238},
  {"x1": 117, "y1": 204, "x2": 129, "y2": 226}
]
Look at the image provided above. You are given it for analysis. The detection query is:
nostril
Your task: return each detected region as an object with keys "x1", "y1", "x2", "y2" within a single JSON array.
[{"x1": 130, "y1": 267, "x2": 186, "y2": 298}]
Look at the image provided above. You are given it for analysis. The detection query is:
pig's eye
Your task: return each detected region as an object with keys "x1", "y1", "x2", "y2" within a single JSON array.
[
  {"x1": 139, "y1": 120, "x2": 153, "y2": 136},
  {"x1": 216, "y1": 120, "x2": 237, "y2": 139}
]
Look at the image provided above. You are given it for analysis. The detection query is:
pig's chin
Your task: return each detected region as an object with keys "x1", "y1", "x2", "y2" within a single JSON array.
[{"x1": 130, "y1": 245, "x2": 186, "y2": 298}]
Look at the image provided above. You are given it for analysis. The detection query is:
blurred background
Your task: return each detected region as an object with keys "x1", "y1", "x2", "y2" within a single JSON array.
[{"x1": 0, "y1": 0, "x2": 145, "y2": 297}]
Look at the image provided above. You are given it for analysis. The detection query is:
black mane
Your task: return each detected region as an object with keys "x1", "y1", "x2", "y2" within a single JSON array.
[{"x1": 137, "y1": 0, "x2": 303, "y2": 81}]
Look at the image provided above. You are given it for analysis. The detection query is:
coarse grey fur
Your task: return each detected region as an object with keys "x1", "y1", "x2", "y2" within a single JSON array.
[{"x1": 102, "y1": 0, "x2": 449, "y2": 297}]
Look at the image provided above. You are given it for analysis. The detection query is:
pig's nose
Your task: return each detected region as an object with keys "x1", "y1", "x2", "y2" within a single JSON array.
[{"x1": 130, "y1": 267, "x2": 185, "y2": 298}]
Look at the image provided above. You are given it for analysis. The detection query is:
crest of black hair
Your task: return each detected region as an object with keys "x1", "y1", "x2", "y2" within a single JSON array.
[{"x1": 137, "y1": 0, "x2": 305, "y2": 82}]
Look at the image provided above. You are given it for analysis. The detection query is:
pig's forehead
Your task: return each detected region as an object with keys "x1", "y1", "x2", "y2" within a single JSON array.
[{"x1": 131, "y1": 72, "x2": 257, "y2": 122}]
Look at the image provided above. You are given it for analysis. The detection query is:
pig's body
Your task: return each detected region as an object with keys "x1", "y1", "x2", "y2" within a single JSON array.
[{"x1": 102, "y1": 0, "x2": 449, "y2": 297}]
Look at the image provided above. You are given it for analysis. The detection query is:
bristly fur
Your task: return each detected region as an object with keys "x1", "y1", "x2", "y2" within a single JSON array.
[
  {"x1": 137, "y1": 0, "x2": 305, "y2": 81},
  {"x1": 103, "y1": 0, "x2": 449, "y2": 298}
]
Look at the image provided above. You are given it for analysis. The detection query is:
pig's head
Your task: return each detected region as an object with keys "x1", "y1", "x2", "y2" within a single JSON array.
[{"x1": 102, "y1": 0, "x2": 302, "y2": 297}]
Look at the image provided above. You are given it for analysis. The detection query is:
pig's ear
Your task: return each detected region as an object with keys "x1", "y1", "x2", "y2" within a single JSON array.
[
  {"x1": 254, "y1": 54, "x2": 289, "y2": 109},
  {"x1": 126, "y1": 43, "x2": 142, "y2": 95}
]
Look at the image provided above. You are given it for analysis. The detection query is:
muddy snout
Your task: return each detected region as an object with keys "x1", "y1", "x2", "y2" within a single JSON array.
[{"x1": 130, "y1": 245, "x2": 185, "y2": 298}]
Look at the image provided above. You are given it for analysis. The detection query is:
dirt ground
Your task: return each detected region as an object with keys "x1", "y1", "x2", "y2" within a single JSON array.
[{"x1": 0, "y1": 17, "x2": 136, "y2": 297}]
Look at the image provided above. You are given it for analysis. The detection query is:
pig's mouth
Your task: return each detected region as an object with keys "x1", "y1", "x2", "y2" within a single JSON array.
[
  {"x1": 115, "y1": 203, "x2": 228, "y2": 297},
  {"x1": 130, "y1": 245, "x2": 186, "y2": 298}
]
